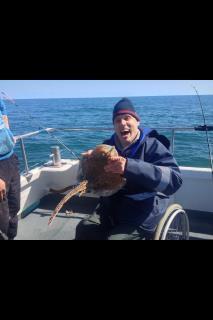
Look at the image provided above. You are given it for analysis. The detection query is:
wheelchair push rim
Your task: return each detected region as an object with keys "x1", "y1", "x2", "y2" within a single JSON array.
[{"x1": 154, "y1": 204, "x2": 190, "y2": 240}]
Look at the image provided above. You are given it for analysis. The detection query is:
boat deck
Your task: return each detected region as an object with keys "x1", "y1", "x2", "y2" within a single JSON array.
[{"x1": 16, "y1": 194, "x2": 213, "y2": 240}]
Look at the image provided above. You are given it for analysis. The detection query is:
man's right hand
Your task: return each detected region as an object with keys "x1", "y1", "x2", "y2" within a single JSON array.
[{"x1": 0, "y1": 179, "x2": 6, "y2": 202}]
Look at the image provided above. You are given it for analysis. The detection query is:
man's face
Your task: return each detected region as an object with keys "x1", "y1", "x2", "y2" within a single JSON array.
[{"x1": 114, "y1": 114, "x2": 140, "y2": 147}]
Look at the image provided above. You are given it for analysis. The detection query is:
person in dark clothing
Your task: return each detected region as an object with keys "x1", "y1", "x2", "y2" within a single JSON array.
[
  {"x1": 0, "y1": 98, "x2": 20, "y2": 240},
  {"x1": 75, "y1": 98, "x2": 182, "y2": 240}
]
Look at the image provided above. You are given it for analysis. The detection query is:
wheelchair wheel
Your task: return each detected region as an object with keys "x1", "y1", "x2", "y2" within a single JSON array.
[{"x1": 154, "y1": 204, "x2": 189, "y2": 240}]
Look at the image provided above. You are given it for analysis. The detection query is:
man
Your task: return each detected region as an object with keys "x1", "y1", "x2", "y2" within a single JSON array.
[
  {"x1": 75, "y1": 98, "x2": 182, "y2": 240},
  {"x1": 0, "y1": 98, "x2": 20, "y2": 240}
]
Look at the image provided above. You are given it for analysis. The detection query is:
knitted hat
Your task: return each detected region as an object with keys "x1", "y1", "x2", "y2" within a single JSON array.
[{"x1": 113, "y1": 98, "x2": 140, "y2": 122}]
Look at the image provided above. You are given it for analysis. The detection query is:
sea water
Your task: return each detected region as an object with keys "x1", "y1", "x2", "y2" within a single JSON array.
[{"x1": 7, "y1": 95, "x2": 213, "y2": 171}]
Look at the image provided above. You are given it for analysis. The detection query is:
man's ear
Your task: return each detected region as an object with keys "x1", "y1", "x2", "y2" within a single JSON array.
[{"x1": 137, "y1": 121, "x2": 140, "y2": 127}]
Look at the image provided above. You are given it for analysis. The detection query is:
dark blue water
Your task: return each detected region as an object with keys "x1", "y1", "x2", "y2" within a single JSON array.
[{"x1": 6, "y1": 95, "x2": 213, "y2": 171}]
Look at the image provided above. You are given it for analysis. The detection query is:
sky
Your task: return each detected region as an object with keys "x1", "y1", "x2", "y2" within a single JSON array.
[{"x1": 0, "y1": 80, "x2": 213, "y2": 99}]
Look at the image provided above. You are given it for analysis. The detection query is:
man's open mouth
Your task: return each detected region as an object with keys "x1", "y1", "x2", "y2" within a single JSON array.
[{"x1": 121, "y1": 130, "x2": 131, "y2": 138}]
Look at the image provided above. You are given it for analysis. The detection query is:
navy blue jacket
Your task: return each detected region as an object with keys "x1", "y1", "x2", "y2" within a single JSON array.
[{"x1": 99, "y1": 127, "x2": 183, "y2": 232}]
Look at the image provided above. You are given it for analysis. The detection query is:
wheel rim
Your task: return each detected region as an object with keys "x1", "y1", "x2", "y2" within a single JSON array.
[{"x1": 161, "y1": 210, "x2": 189, "y2": 240}]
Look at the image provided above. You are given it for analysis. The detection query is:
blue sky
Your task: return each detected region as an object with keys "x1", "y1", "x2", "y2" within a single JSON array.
[{"x1": 0, "y1": 80, "x2": 213, "y2": 99}]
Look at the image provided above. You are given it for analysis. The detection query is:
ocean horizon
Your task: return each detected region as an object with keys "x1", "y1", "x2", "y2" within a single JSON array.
[{"x1": 13, "y1": 94, "x2": 213, "y2": 100}]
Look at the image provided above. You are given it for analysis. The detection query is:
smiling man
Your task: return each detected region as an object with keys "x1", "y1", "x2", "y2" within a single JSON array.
[{"x1": 76, "y1": 98, "x2": 183, "y2": 240}]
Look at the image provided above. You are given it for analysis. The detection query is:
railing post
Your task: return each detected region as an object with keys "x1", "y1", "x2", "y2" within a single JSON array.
[{"x1": 19, "y1": 138, "x2": 30, "y2": 177}]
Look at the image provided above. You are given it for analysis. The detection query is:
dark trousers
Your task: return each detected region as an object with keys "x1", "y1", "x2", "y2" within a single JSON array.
[
  {"x1": 75, "y1": 211, "x2": 153, "y2": 240},
  {"x1": 0, "y1": 154, "x2": 20, "y2": 240}
]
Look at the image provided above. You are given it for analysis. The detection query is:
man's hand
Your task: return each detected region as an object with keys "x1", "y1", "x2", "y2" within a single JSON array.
[
  {"x1": 0, "y1": 179, "x2": 6, "y2": 202},
  {"x1": 104, "y1": 156, "x2": 127, "y2": 175}
]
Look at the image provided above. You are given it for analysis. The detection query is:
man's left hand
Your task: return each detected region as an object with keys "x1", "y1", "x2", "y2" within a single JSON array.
[{"x1": 104, "y1": 156, "x2": 127, "y2": 175}]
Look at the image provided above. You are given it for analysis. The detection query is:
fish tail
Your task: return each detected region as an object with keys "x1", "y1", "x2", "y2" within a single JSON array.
[{"x1": 48, "y1": 180, "x2": 88, "y2": 226}]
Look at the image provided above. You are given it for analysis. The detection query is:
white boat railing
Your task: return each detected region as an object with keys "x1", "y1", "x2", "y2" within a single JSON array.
[{"x1": 14, "y1": 126, "x2": 213, "y2": 178}]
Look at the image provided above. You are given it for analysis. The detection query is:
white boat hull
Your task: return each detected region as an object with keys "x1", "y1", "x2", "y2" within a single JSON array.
[{"x1": 19, "y1": 161, "x2": 213, "y2": 218}]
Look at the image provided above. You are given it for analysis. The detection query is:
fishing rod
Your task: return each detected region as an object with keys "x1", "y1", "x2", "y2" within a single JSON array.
[
  {"x1": 0, "y1": 91, "x2": 80, "y2": 160},
  {"x1": 192, "y1": 86, "x2": 213, "y2": 181}
]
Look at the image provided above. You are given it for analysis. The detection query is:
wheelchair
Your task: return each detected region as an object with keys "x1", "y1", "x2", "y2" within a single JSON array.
[{"x1": 153, "y1": 204, "x2": 189, "y2": 240}]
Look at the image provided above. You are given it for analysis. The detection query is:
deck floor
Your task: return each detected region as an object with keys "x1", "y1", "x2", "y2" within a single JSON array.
[{"x1": 16, "y1": 194, "x2": 213, "y2": 240}]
